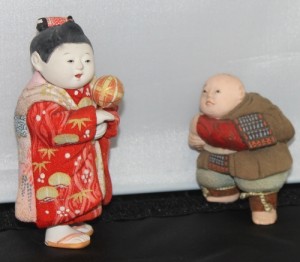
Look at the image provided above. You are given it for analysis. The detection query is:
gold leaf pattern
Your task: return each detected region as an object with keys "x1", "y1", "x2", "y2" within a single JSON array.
[
  {"x1": 69, "y1": 189, "x2": 93, "y2": 204},
  {"x1": 67, "y1": 118, "x2": 91, "y2": 131},
  {"x1": 32, "y1": 161, "x2": 51, "y2": 173},
  {"x1": 38, "y1": 148, "x2": 58, "y2": 159}
]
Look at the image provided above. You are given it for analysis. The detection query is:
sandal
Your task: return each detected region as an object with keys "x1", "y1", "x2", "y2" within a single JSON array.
[
  {"x1": 45, "y1": 232, "x2": 90, "y2": 249},
  {"x1": 72, "y1": 223, "x2": 94, "y2": 236}
]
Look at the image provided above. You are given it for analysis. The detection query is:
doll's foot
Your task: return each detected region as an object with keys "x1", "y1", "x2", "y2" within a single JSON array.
[
  {"x1": 72, "y1": 223, "x2": 94, "y2": 236},
  {"x1": 252, "y1": 209, "x2": 277, "y2": 225},
  {"x1": 45, "y1": 225, "x2": 90, "y2": 249},
  {"x1": 202, "y1": 186, "x2": 240, "y2": 203},
  {"x1": 207, "y1": 193, "x2": 240, "y2": 203},
  {"x1": 241, "y1": 191, "x2": 278, "y2": 225}
]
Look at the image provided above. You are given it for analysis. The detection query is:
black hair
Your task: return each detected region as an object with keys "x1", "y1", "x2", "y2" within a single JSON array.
[{"x1": 30, "y1": 18, "x2": 92, "y2": 63}]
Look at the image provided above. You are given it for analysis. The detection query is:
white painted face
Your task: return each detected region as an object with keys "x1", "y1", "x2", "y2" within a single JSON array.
[
  {"x1": 31, "y1": 43, "x2": 95, "y2": 89},
  {"x1": 200, "y1": 75, "x2": 245, "y2": 119}
]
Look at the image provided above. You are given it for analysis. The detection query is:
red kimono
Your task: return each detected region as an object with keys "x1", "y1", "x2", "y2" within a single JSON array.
[{"x1": 15, "y1": 72, "x2": 119, "y2": 228}]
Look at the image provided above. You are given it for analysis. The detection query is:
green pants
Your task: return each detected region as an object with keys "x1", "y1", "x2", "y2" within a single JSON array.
[{"x1": 196, "y1": 168, "x2": 289, "y2": 193}]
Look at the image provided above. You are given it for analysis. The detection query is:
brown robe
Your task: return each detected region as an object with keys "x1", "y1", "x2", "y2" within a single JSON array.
[{"x1": 197, "y1": 93, "x2": 295, "y2": 180}]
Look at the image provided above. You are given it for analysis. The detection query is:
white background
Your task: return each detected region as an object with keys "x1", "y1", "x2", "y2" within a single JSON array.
[{"x1": 1, "y1": 0, "x2": 299, "y2": 203}]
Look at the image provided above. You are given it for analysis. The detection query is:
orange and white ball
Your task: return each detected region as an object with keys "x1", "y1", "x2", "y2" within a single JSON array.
[{"x1": 92, "y1": 75, "x2": 124, "y2": 108}]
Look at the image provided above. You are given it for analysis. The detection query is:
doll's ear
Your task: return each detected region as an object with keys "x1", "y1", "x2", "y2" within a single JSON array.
[{"x1": 31, "y1": 51, "x2": 43, "y2": 71}]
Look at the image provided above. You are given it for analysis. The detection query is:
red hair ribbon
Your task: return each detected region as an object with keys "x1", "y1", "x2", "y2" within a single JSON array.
[
  {"x1": 36, "y1": 16, "x2": 73, "y2": 31},
  {"x1": 46, "y1": 17, "x2": 72, "y2": 27}
]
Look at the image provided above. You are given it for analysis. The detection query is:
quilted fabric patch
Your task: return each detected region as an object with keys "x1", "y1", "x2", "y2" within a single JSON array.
[{"x1": 14, "y1": 115, "x2": 28, "y2": 137}]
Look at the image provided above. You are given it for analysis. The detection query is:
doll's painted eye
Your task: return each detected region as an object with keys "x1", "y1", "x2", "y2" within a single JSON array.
[
  {"x1": 85, "y1": 59, "x2": 91, "y2": 63},
  {"x1": 67, "y1": 59, "x2": 74, "y2": 63},
  {"x1": 203, "y1": 89, "x2": 207, "y2": 93},
  {"x1": 216, "y1": 89, "x2": 221, "y2": 93}
]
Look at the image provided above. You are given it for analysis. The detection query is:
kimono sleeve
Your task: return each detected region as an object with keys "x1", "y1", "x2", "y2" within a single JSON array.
[
  {"x1": 103, "y1": 108, "x2": 120, "y2": 139},
  {"x1": 27, "y1": 101, "x2": 97, "y2": 146}
]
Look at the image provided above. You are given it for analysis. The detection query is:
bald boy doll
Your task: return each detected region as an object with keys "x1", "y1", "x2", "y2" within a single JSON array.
[{"x1": 189, "y1": 74, "x2": 294, "y2": 225}]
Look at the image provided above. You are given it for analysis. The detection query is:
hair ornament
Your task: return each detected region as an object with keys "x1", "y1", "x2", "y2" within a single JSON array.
[{"x1": 36, "y1": 16, "x2": 74, "y2": 32}]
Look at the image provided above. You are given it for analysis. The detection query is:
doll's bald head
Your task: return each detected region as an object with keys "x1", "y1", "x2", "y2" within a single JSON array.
[{"x1": 200, "y1": 74, "x2": 246, "y2": 118}]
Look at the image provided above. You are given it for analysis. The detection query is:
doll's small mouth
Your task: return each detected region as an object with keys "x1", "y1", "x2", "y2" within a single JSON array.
[
  {"x1": 205, "y1": 101, "x2": 214, "y2": 106},
  {"x1": 75, "y1": 74, "x2": 82, "y2": 79}
]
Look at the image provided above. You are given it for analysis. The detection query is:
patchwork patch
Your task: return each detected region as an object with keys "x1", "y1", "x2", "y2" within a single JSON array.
[
  {"x1": 235, "y1": 113, "x2": 276, "y2": 149},
  {"x1": 14, "y1": 115, "x2": 28, "y2": 137}
]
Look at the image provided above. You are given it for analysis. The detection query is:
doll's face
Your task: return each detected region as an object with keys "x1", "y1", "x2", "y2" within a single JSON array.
[
  {"x1": 31, "y1": 43, "x2": 95, "y2": 89},
  {"x1": 200, "y1": 74, "x2": 245, "y2": 119}
]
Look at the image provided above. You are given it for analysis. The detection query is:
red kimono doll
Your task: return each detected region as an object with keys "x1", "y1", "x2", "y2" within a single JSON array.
[{"x1": 14, "y1": 16, "x2": 120, "y2": 249}]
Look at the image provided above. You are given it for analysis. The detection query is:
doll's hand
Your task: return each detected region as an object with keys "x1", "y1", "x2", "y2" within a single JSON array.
[
  {"x1": 188, "y1": 133, "x2": 206, "y2": 150},
  {"x1": 188, "y1": 114, "x2": 206, "y2": 150},
  {"x1": 95, "y1": 123, "x2": 108, "y2": 139},
  {"x1": 96, "y1": 110, "x2": 115, "y2": 124},
  {"x1": 94, "y1": 110, "x2": 115, "y2": 139}
]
